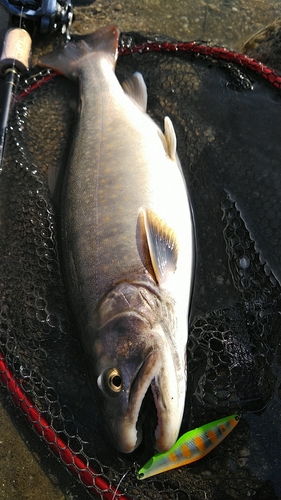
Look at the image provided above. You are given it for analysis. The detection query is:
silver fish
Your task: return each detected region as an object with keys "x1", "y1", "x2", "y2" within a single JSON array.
[{"x1": 38, "y1": 25, "x2": 194, "y2": 453}]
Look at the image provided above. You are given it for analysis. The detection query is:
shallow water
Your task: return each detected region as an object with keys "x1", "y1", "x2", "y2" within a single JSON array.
[{"x1": 0, "y1": 1, "x2": 281, "y2": 499}]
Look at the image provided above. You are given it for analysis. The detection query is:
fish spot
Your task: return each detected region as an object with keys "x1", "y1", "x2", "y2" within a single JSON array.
[{"x1": 239, "y1": 256, "x2": 250, "y2": 269}]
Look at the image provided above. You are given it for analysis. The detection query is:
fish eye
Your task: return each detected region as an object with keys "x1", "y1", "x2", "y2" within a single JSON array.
[{"x1": 107, "y1": 368, "x2": 122, "y2": 393}]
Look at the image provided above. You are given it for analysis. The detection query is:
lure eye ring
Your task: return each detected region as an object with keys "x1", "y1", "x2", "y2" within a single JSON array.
[{"x1": 108, "y1": 368, "x2": 122, "y2": 393}]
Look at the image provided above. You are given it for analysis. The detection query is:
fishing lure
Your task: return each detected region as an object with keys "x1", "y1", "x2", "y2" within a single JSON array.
[{"x1": 137, "y1": 414, "x2": 240, "y2": 479}]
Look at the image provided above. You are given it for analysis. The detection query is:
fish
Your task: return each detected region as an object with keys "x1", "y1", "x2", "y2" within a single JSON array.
[
  {"x1": 137, "y1": 414, "x2": 240, "y2": 479},
  {"x1": 38, "y1": 25, "x2": 194, "y2": 453}
]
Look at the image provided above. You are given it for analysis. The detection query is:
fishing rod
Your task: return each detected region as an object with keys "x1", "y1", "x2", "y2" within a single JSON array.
[{"x1": 0, "y1": 0, "x2": 73, "y2": 170}]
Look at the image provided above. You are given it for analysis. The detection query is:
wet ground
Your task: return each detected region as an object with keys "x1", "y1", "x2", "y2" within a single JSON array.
[
  {"x1": 70, "y1": 0, "x2": 281, "y2": 49},
  {"x1": 0, "y1": 0, "x2": 281, "y2": 499}
]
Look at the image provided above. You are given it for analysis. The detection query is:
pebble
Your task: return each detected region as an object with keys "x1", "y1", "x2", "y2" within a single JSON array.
[
  {"x1": 238, "y1": 447, "x2": 251, "y2": 458},
  {"x1": 208, "y1": 3, "x2": 221, "y2": 12},
  {"x1": 237, "y1": 457, "x2": 247, "y2": 468},
  {"x1": 237, "y1": 447, "x2": 250, "y2": 468}
]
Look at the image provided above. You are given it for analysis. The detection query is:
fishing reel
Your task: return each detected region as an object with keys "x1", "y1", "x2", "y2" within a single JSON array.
[
  {"x1": 0, "y1": 0, "x2": 73, "y2": 36},
  {"x1": 0, "y1": 0, "x2": 73, "y2": 167}
]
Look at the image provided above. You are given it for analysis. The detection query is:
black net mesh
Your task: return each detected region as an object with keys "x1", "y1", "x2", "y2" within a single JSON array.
[
  {"x1": 0, "y1": 33, "x2": 281, "y2": 499},
  {"x1": 188, "y1": 194, "x2": 279, "y2": 417}
]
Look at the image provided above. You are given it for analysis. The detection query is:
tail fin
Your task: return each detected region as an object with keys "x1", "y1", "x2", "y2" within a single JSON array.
[{"x1": 37, "y1": 25, "x2": 119, "y2": 81}]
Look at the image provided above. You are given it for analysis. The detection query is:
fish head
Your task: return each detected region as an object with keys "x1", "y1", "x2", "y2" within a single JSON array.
[{"x1": 84, "y1": 282, "x2": 186, "y2": 453}]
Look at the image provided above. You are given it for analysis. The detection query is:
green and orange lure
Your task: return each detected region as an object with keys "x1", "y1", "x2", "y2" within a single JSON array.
[{"x1": 137, "y1": 414, "x2": 240, "y2": 479}]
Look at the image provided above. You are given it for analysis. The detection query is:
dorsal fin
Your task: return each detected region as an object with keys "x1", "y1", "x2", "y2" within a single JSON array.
[
  {"x1": 141, "y1": 208, "x2": 178, "y2": 285},
  {"x1": 122, "y1": 72, "x2": 147, "y2": 112},
  {"x1": 158, "y1": 116, "x2": 177, "y2": 161}
]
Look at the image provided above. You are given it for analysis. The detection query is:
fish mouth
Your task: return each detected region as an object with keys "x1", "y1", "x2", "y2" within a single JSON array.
[
  {"x1": 112, "y1": 348, "x2": 161, "y2": 453},
  {"x1": 116, "y1": 348, "x2": 179, "y2": 454}
]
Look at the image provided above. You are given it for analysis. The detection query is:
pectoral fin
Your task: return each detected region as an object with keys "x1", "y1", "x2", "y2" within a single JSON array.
[
  {"x1": 141, "y1": 209, "x2": 178, "y2": 285},
  {"x1": 122, "y1": 72, "x2": 147, "y2": 112}
]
